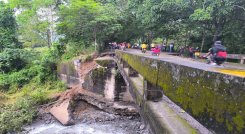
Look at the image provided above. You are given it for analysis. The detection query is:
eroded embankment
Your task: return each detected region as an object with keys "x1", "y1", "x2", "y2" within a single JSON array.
[{"x1": 22, "y1": 57, "x2": 151, "y2": 134}]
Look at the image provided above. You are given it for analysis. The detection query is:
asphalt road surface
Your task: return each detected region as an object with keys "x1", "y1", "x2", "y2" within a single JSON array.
[{"x1": 120, "y1": 49, "x2": 245, "y2": 78}]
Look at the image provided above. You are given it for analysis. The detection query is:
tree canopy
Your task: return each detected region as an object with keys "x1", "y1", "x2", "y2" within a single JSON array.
[{"x1": 3, "y1": 0, "x2": 244, "y2": 53}]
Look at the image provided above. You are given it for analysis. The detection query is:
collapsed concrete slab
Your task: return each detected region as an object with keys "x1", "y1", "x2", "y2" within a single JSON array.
[
  {"x1": 74, "y1": 89, "x2": 138, "y2": 116},
  {"x1": 49, "y1": 99, "x2": 74, "y2": 126},
  {"x1": 49, "y1": 87, "x2": 138, "y2": 126}
]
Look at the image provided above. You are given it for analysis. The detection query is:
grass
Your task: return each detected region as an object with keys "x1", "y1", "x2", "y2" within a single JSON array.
[
  {"x1": 1, "y1": 80, "x2": 65, "y2": 105},
  {"x1": 0, "y1": 80, "x2": 66, "y2": 133}
]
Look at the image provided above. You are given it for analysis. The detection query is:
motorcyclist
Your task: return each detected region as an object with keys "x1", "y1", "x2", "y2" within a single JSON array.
[
  {"x1": 152, "y1": 45, "x2": 161, "y2": 56},
  {"x1": 203, "y1": 41, "x2": 227, "y2": 65},
  {"x1": 141, "y1": 43, "x2": 147, "y2": 53},
  {"x1": 141, "y1": 43, "x2": 147, "y2": 49},
  {"x1": 151, "y1": 42, "x2": 155, "y2": 49}
]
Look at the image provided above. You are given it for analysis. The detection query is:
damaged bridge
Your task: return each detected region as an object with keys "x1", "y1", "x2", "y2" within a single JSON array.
[{"x1": 114, "y1": 49, "x2": 245, "y2": 134}]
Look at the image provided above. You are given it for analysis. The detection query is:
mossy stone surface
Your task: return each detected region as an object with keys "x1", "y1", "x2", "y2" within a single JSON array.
[{"x1": 116, "y1": 51, "x2": 245, "y2": 134}]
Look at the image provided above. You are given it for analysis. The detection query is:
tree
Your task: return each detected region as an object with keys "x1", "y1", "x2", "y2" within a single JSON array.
[
  {"x1": 0, "y1": 2, "x2": 19, "y2": 52},
  {"x1": 58, "y1": 0, "x2": 122, "y2": 51},
  {"x1": 9, "y1": 0, "x2": 60, "y2": 48}
]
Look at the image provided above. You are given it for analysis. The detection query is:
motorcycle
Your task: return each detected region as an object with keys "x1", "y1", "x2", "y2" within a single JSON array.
[
  {"x1": 151, "y1": 48, "x2": 160, "y2": 56},
  {"x1": 152, "y1": 52, "x2": 160, "y2": 56},
  {"x1": 201, "y1": 56, "x2": 225, "y2": 66}
]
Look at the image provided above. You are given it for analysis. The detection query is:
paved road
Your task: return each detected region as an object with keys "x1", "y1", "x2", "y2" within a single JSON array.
[{"x1": 121, "y1": 49, "x2": 245, "y2": 78}]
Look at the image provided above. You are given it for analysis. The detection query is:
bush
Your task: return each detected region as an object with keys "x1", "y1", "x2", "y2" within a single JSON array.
[
  {"x1": 0, "y1": 97, "x2": 37, "y2": 134},
  {"x1": 0, "y1": 74, "x2": 10, "y2": 90},
  {"x1": 53, "y1": 43, "x2": 65, "y2": 57},
  {"x1": 0, "y1": 65, "x2": 40, "y2": 91},
  {"x1": 30, "y1": 89, "x2": 49, "y2": 104},
  {"x1": 0, "y1": 80, "x2": 66, "y2": 133},
  {"x1": 0, "y1": 49, "x2": 27, "y2": 73},
  {"x1": 61, "y1": 41, "x2": 86, "y2": 60},
  {"x1": 0, "y1": 45, "x2": 63, "y2": 91}
]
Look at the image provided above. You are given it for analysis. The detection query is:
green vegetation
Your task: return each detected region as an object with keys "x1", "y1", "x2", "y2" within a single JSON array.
[
  {"x1": 0, "y1": 97, "x2": 37, "y2": 133},
  {"x1": 0, "y1": 80, "x2": 65, "y2": 133},
  {"x1": 0, "y1": 0, "x2": 244, "y2": 133}
]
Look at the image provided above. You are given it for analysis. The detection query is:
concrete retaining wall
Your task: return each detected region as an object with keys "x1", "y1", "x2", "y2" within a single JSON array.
[
  {"x1": 115, "y1": 57, "x2": 200, "y2": 134},
  {"x1": 116, "y1": 51, "x2": 245, "y2": 134}
]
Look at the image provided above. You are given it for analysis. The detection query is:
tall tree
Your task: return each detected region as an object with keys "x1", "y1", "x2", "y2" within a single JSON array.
[
  {"x1": 58, "y1": 0, "x2": 122, "y2": 51},
  {"x1": 0, "y1": 2, "x2": 19, "y2": 52},
  {"x1": 9, "y1": 0, "x2": 60, "y2": 48}
]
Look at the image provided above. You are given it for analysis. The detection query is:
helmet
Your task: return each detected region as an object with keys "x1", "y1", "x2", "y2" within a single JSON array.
[{"x1": 214, "y1": 41, "x2": 222, "y2": 46}]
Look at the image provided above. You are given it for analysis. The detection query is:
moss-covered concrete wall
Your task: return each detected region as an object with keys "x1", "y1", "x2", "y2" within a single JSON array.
[{"x1": 116, "y1": 51, "x2": 245, "y2": 134}]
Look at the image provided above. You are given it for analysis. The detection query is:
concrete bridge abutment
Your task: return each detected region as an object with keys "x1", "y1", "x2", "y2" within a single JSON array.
[
  {"x1": 143, "y1": 80, "x2": 163, "y2": 101},
  {"x1": 115, "y1": 50, "x2": 245, "y2": 134},
  {"x1": 128, "y1": 66, "x2": 139, "y2": 77}
]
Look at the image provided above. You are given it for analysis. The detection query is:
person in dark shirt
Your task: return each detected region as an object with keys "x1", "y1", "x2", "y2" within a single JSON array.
[{"x1": 204, "y1": 41, "x2": 227, "y2": 65}]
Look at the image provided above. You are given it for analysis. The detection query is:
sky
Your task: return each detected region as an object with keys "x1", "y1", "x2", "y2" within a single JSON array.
[{"x1": 0, "y1": 0, "x2": 8, "y2": 3}]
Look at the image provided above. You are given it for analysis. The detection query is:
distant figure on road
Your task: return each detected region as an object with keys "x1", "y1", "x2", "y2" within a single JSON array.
[
  {"x1": 188, "y1": 46, "x2": 194, "y2": 58},
  {"x1": 169, "y1": 43, "x2": 174, "y2": 52},
  {"x1": 161, "y1": 43, "x2": 166, "y2": 52},
  {"x1": 178, "y1": 46, "x2": 185, "y2": 56},
  {"x1": 194, "y1": 47, "x2": 200, "y2": 59},
  {"x1": 141, "y1": 43, "x2": 147, "y2": 53},
  {"x1": 127, "y1": 43, "x2": 131, "y2": 48}
]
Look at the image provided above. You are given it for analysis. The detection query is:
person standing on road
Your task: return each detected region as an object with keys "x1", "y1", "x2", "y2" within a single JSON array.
[
  {"x1": 169, "y1": 42, "x2": 174, "y2": 52},
  {"x1": 189, "y1": 46, "x2": 194, "y2": 58},
  {"x1": 161, "y1": 43, "x2": 166, "y2": 52}
]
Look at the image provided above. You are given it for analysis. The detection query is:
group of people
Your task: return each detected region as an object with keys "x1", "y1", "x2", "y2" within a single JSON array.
[
  {"x1": 110, "y1": 40, "x2": 227, "y2": 65},
  {"x1": 178, "y1": 46, "x2": 201, "y2": 59},
  {"x1": 110, "y1": 42, "x2": 131, "y2": 50},
  {"x1": 140, "y1": 42, "x2": 175, "y2": 53},
  {"x1": 178, "y1": 41, "x2": 227, "y2": 65},
  {"x1": 140, "y1": 43, "x2": 161, "y2": 55}
]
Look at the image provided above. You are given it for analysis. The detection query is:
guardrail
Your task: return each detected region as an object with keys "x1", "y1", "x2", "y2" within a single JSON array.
[
  {"x1": 200, "y1": 53, "x2": 245, "y2": 64},
  {"x1": 170, "y1": 52, "x2": 245, "y2": 64}
]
